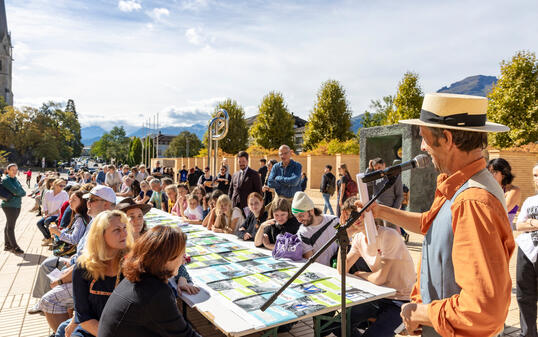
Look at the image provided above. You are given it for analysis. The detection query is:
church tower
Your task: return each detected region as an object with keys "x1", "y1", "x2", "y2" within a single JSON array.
[{"x1": 0, "y1": 0, "x2": 12, "y2": 106}]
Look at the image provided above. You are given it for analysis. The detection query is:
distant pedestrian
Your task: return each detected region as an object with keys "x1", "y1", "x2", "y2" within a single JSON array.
[
  {"x1": 25, "y1": 169, "x2": 32, "y2": 188},
  {"x1": 320, "y1": 165, "x2": 336, "y2": 215},
  {"x1": 258, "y1": 159, "x2": 268, "y2": 184},
  {"x1": 262, "y1": 159, "x2": 277, "y2": 207},
  {"x1": 1, "y1": 163, "x2": 27, "y2": 254},
  {"x1": 336, "y1": 163, "x2": 356, "y2": 218},
  {"x1": 300, "y1": 172, "x2": 307, "y2": 191},
  {"x1": 179, "y1": 165, "x2": 188, "y2": 183},
  {"x1": 187, "y1": 168, "x2": 197, "y2": 192},
  {"x1": 369, "y1": 158, "x2": 403, "y2": 232}
]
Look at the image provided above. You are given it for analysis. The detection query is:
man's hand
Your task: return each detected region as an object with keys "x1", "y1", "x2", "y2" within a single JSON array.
[
  {"x1": 353, "y1": 200, "x2": 380, "y2": 218},
  {"x1": 400, "y1": 303, "x2": 428, "y2": 336},
  {"x1": 243, "y1": 233, "x2": 252, "y2": 240}
]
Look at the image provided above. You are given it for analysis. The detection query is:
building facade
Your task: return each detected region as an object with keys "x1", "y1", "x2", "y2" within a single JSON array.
[{"x1": 0, "y1": 0, "x2": 12, "y2": 106}]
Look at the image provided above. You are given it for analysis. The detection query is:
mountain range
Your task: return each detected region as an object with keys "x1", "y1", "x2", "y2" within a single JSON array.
[{"x1": 81, "y1": 75, "x2": 498, "y2": 145}]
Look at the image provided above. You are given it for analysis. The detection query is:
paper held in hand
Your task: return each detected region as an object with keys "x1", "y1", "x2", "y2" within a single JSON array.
[
  {"x1": 357, "y1": 173, "x2": 377, "y2": 245},
  {"x1": 46, "y1": 268, "x2": 63, "y2": 282}
]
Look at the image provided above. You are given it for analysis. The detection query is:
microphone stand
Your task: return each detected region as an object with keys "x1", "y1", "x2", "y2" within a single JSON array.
[{"x1": 260, "y1": 175, "x2": 398, "y2": 337}]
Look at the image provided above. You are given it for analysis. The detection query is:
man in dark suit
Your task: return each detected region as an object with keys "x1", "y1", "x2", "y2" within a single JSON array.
[{"x1": 228, "y1": 151, "x2": 262, "y2": 215}]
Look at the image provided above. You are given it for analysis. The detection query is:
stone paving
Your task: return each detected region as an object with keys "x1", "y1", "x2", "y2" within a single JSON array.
[{"x1": 0, "y1": 176, "x2": 531, "y2": 336}]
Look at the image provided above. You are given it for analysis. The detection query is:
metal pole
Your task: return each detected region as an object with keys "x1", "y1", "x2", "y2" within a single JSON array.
[
  {"x1": 143, "y1": 120, "x2": 146, "y2": 166},
  {"x1": 156, "y1": 112, "x2": 160, "y2": 158}
]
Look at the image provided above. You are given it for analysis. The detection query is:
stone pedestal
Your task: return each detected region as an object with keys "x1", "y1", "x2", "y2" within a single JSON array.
[{"x1": 359, "y1": 124, "x2": 437, "y2": 212}]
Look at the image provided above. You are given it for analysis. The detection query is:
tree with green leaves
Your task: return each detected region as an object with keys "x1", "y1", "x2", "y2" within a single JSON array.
[
  {"x1": 165, "y1": 131, "x2": 202, "y2": 157},
  {"x1": 303, "y1": 80, "x2": 353, "y2": 150},
  {"x1": 128, "y1": 137, "x2": 143, "y2": 165},
  {"x1": 91, "y1": 126, "x2": 130, "y2": 163},
  {"x1": 250, "y1": 91, "x2": 295, "y2": 150},
  {"x1": 386, "y1": 72, "x2": 424, "y2": 124},
  {"x1": 362, "y1": 95, "x2": 394, "y2": 128},
  {"x1": 64, "y1": 99, "x2": 84, "y2": 158},
  {"x1": 488, "y1": 50, "x2": 538, "y2": 148}
]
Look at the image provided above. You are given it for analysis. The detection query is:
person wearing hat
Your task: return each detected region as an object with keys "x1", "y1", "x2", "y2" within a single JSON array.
[
  {"x1": 292, "y1": 191, "x2": 339, "y2": 266},
  {"x1": 116, "y1": 197, "x2": 151, "y2": 240},
  {"x1": 358, "y1": 93, "x2": 514, "y2": 336}
]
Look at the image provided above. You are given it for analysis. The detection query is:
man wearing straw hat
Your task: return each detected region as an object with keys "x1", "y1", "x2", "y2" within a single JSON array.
[{"x1": 359, "y1": 93, "x2": 515, "y2": 336}]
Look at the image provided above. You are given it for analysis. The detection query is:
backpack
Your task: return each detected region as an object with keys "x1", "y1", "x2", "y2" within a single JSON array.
[
  {"x1": 325, "y1": 174, "x2": 336, "y2": 196},
  {"x1": 344, "y1": 177, "x2": 358, "y2": 199}
]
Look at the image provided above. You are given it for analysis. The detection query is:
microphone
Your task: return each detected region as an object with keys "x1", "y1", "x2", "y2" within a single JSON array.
[{"x1": 361, "y1": 154, "x2": 431, "y2": 183}]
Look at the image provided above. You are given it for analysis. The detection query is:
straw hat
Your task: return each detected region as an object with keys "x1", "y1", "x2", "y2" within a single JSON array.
[
  {"x1": 115, "y1": 198, "x2": 152, "y2": 214},
  {"x1": 399, "y1": 93, "x2": 509, "y2": 133}
]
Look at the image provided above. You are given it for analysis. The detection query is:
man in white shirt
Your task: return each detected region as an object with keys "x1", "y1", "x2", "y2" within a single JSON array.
[{"x1": 292, "y1": 192, "x2": 339, "y2": 266}]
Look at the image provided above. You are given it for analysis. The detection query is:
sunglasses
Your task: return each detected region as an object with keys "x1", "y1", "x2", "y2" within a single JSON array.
[{"x1": 89, "y1": 197, "x2": 105, "y2": 203}]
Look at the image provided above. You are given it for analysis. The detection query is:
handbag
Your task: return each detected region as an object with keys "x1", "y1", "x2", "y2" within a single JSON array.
[
  {"x1": 0, "y1": 183, "x2": 13, "y2": 202},
  {"x1": 272, "y1": 232, "x2": 303, "y2": 261}
]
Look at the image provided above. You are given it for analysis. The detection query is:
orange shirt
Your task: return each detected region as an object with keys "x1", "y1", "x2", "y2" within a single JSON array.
[{"x1": 410, "y1": 158, "x2": 515, "y2": 336}]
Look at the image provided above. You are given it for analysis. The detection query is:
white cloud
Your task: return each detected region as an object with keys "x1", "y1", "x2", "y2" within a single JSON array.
[
  {"x1": 180, "y1": 0, "x2": 210, "y2": 12},
  {"x1": 118, "y1": 0, "x2": 141, "y2": 12},
  {"x1": 150, "y1": 7, "x2": 170, "y2": 21},
  {"x1": 7, "y1": 0, "x2": 538, "y2": 131},
  {"x1": 185, "y1": 28, "x2": 203, "y2": 46}
]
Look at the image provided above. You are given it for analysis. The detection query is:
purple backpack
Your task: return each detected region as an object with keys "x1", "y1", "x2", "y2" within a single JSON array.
[{"x1": 272, "y1": 232, "x2": 303, "y2": 261}]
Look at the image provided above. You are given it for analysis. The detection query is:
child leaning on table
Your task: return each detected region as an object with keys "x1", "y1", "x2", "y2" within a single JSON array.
[
  {"x1": 237, "y1": 192, "x2": 268, "y2": 241},
  {"x1": 180, "y1": 194, "x2": 203, "y2": 224}
]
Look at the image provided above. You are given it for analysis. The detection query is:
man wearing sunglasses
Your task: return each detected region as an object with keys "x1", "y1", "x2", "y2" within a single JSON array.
[{"x1": 29, "y1": 186, "x2": 116, "y2": 317}]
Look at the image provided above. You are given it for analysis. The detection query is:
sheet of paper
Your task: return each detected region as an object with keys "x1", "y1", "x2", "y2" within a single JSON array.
[
  {"x1": 181, "y1": 286, "x2": 211, "y2": 307},
  {"x1": 46, "y1": 268, "x2": 63, "y2": 282},
  {"x1": 357, "y1": 173, "x2": 377, "y2": 244}
]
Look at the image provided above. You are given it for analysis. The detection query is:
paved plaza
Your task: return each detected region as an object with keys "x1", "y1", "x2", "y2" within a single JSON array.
[{"x1": 0, "y1": 176, "x2": 530, "y2": 337}]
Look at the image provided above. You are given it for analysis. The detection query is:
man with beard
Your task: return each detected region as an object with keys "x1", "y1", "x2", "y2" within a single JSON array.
[
  {"x1": 292, "y1": 191, "x2": 339, "y2": 266},
  {"x1": 228, "y1": 151, "x2": 262, "y2": 215}
]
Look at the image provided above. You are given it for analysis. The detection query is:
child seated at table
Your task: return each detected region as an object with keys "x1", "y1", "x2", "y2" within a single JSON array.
[
  {"x1": 180, "y1": 195, "x2": 203, "y2": 224},
  {"x1": 335, "y1": 197, "x2": 416, "y2": 337},
  {"x1": 211, "y1": 195, "x2": 244, "y2": 234},
  {"x1": 254, "y1": 198, "x2": 300, "y2": 250},
  {"x1": 237, "y1": 192, "x2": 268, "y2": 241},
  {"x1": 202, "y1": 190, "x2": 224, "y2": 228}
]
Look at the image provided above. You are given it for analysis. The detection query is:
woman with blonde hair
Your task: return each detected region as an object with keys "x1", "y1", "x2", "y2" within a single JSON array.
[
  {"x1": 56, "y1": 210, "x2": 133, "y2": 337},
  {"x1": 98, "y1": 226, "x2": 200, "y2": 337},
  {"x1": 211, "y1": 195, "x2": 244, "y2": 234}
]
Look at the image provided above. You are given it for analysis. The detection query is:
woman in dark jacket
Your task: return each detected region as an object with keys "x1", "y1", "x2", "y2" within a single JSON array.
[
  {"x1": 1, "y1": 163, "x2": 27, "y2": 254},
  {"x1": 98, "y1": 225, "x2": 199, "y2": 337},
  {"x1": 254, "y1": 198, "x2": 300, "y2": 250}
]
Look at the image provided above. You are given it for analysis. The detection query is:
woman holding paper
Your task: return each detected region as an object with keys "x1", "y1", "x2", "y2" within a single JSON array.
[{"x1": 98, "y1": 225, "x2": 200, "y2": 337}]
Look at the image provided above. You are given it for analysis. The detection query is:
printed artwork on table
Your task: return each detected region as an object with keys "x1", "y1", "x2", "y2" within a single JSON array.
[{"x1": 143, "y1": 209, "x2": 380, "y2": 330}]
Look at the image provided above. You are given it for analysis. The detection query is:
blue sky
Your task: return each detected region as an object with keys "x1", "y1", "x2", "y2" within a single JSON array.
[{"x1": 7, "y1": 0, "x2": 538, "y2": 130}]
